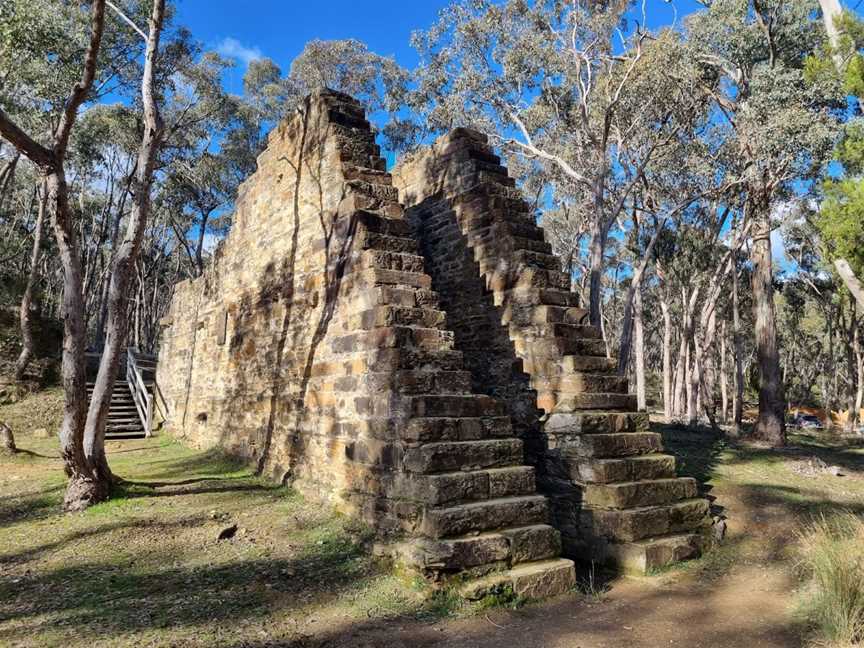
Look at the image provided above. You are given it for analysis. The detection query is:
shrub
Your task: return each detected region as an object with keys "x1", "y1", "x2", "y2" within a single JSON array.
[{"x1": 798, "y1": 512, "x2": 864, "y2": 646}]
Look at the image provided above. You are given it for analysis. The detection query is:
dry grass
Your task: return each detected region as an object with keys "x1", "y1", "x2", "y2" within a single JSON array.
[{"x1": 798, "y1": 512, "x2": 864, "y2": 647}]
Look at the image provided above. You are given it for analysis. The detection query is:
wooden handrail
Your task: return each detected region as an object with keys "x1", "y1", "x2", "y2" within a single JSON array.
[{"x1": 126, "y1": 347, "x2": 154, "y2": 437}]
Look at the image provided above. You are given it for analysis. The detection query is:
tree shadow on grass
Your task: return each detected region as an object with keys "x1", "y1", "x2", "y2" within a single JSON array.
[
  {"x1": 0, "y1": 484, "x2": 63, "y2": 525},
  {"x1": 0, "y1": 517, "x2": 212, "y2": 567},
  {"x1": 653, "y1": 422, "x2": 728, "y2": 486},
  {"x1": 722, "y1": 433, "x2": 864, "y2": 478},
  {"x1": 0, "y1": 521, "x2": 381, "y2": 644},
  {"x1": 130, "y1": 447, "x2": 253, "y2": 480}
]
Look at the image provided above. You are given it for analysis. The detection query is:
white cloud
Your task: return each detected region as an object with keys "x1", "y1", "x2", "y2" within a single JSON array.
[{"x1": 216, "y1": 37, "x2": 263, "y2": 66}]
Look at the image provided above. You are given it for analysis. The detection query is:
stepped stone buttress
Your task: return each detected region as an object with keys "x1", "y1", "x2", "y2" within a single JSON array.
[
  {"x1": 392, "y1": 129, "x2": 713, "y2": 573},
  {"x1": 156, "y1": 90, "x2": 576, "y2": 597}
]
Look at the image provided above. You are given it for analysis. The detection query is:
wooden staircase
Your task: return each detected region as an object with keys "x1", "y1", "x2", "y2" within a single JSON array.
[{"x1": 86, "y1": 348, "x2": 158, "y2": 440}]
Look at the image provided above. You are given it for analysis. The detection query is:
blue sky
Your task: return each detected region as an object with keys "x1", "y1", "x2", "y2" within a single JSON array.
[{"x1": 175, "y1": 0, "x2": 708, "y2": 95}]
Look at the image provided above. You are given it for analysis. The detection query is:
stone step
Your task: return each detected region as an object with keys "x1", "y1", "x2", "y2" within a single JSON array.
[
  {"x1": 353, "y1": 209, "x2": 411, "y2": 237},
  {"x1": 346, "y1": 180, "x2": 400, "y2": 204},
  {"x1": 415, "y1": 466, "x2": 536, "y2": 505},
  {"x1": 544, "y1": 411, "x2": 649, "y2": 436},
  {"x1": 602, "y1": 533, "x2": 705, "y2": 575},
  {"x1": 556, "y1": 337, "x2": 608, "y2": 357},
  {"x1": 369, "y1": 347, "x2": 466, "y2": 372},
  {"x1": 361, "y1": 249, "x2": 426, "y2": 274},
  {"x1": 415, "y1": 524, "x2": 561, "y2": 571},
  {"x1": 358, "y1": 369, "x2": 472, "y2": 395},
  {"x1": 583, "y1": 477, "x2": 699, "y2": 509},
  {"x1": 494, "y1": 287, "x2": 580, "y2": 309},
  {"x1": 568, "y1": 454, "x2": 677, "y2": 483},
  {"x1": 402, "y1": 416, "x2": 513, "y2": 443},
  {"x1": 404, "y1": 439, "x2": 524, "y2": 474},
  {"x1": 481, "y1": 218, "x2": 547, "y2": 243},
  {"x1": 360, "y1": 267, "x2": 432, "y2": 290},
  {"x1": 410, "y1": 394, "x2": 505, "y2": 418},
  {"x1": 552, "y1": 393, "x2": 638, "y2": 412},
  {"x1": 549, "y1": 322, "x2": 603, "y2": 340},
  {"x1": 460, "y1": 558, "x2": 576, "y2": 600},
  {"x1": 486, "y1": 265, "x2": 571, "y2": 293},
  {"x1": 530, "y1": 373, "x2": 629, "y2": 395},
  {"x1": 353, "y1": 306, "x2": 446, "y2": 329},
  {"x1": 512, "y1": 249, "x2": 563, "y2": 271},
  {"x1": 343, "y1": 166, "x2": 393, "y2": 185},
  {"x1": 332, "y1": 326, "x2": 454, "y2": 354},
  {"x1": 356, "y1": 285, "x2": 438, "y2": 310},
  {"x1": 502, "y1": 304, "x2": 587, "y2": 327},
  {"x1": 522, "y1": 354, "x2": 617, "y2": 377},
  {"x1": 551, "y1": 431, "x2": 662, "y2": 458},
  {"x1": 362, "y1": 232, "x2": 418, "y2": 254},
  {"x1": 583, "y1": 498, "x2": 711, "y2": 543},
  {"x1": 328, "y1": 109, "x2": 371, "y2": 131},
  {"x1": 421, "y1": 495, "x2": 549, "y2": 538},
  {"x1": 561, "y1": 355, "x2": 617, "y2": 373},
  {"x1": 513, "y1": 337, "x2": 607, "y2": 360}
]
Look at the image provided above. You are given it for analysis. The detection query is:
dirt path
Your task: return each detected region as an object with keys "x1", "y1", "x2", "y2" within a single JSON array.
[{"x1": 327, "y1": 567, "x2": 799, "y2": 648}]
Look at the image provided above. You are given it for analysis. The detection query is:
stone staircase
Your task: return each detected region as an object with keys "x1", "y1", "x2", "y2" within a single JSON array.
[
  {"x1": 318, "y1": 93, "x2": 576, "y2": 597},
  {"x1": 394, "y1": 128, "x2": 712, "y2": 574}
]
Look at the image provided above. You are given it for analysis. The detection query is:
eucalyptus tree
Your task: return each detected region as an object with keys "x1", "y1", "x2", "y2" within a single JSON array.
[
  {"x1": 0, "y1": 0, "x2": 170, "y2": 509},
  {"x1": 408, "y1": 0, "x2": 709, "y2": 328},
  {"x1": 0, "y1": 0, "x2": 113, "y2": 508},
  {"x1": 686, "y1": 0, "x2": 842, "y2": 445}
]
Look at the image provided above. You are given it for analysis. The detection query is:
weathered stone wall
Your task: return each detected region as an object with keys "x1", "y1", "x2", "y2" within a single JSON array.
[
  {"x1": 157, "y1": 91, "x2": 576, "y2": 595},
  {"x1": 394, "y1": 129, "x2": 713, "y2": 573}
]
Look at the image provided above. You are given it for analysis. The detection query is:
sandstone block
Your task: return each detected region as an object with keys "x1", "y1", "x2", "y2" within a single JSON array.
[
  {"x1": 582, "y1": 498, "x2": 711, "y2": 542},
  {"x1": 421, "y1": 495, "x2": 549, "y2": 538},
  {"x1": 583, "y1": 477, "x2": 699, "y2": 509}
]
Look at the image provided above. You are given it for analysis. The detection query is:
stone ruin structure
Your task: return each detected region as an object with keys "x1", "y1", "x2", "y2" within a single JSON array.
[{"x1": 157, "y1": 89, "x2": 711, "y2": 597}]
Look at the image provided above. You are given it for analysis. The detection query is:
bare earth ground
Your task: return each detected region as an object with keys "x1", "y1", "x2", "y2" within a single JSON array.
[{"x1": 2, "y1": 388, "x2": 863, "y2": 648}]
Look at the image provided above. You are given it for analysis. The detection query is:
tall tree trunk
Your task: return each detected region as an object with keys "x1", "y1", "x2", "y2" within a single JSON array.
[
  {"x1": 14, "y1": 179, "x2": 47, "y2": 381},
  {"x1": 835, "y1": 259, "x2": 864, "y2": 311},
  {"x1": 661, "y1": 297, "x2": 673, "y2": 421},
  {"x1": 701, "y1": 307, "x2": 718, "y2": 427},
  {"x1": 720, "y1": 320, "x2": 729, "y2": 423},
  {"x1": 732, "y1": 265, "x2": 744, "y2": 433},
  {"x1": 50, "y1": 170, "x2": 105, "y2": 509},
  {"x1": 588, "y1": 217, "x2": 608, "y2": 329},
  {"x1": 96, "y1": 182, "x2": 132, "y2": 349},
  {"x1": 845, "y1": 308, "x2": 859, "y2": 432},
  {"x1": 687, "y1": 335, "x2": 698, "y2": 426},
  {"x1": 84, "y1": 0, "x2": 166, "y2": 482},
  {"x1": 750, "y1": 211, "x2": 786, "y2": 446},
  {"x1": 634, "y1": 285, "x2": 646, "y2": 410},
  {"x1": 855, "y1": 341, "x2": 863, "y2": 425}
]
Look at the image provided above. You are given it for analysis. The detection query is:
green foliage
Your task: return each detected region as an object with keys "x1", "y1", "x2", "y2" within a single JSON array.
[{"x1": 819, "y1": 176, "x2": 864, "y2": 276}]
